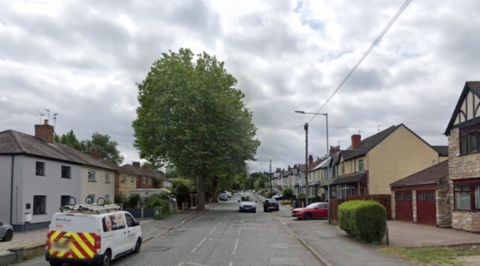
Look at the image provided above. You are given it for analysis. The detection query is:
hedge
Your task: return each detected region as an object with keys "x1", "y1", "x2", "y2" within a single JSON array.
[{"x1": 338, "y1": 200, "x2": 386, "y2": 243}]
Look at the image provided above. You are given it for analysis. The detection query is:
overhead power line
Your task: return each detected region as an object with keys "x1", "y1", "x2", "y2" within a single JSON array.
[{"x1": 309, "y1": 0, "x2": 413, "y2": 124}]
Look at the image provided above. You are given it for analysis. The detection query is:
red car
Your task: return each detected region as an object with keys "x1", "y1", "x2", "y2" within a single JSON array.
[{"x1": 292, "y1": 202, "x2": 328, "y2": 220}]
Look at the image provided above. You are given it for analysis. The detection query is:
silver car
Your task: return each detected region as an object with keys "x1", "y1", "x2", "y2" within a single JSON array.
[{"x1": 0, "y1": 220, "x2": 13, "y2": 241}]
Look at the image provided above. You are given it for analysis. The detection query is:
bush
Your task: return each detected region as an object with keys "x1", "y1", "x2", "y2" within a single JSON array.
[
  {"x1": 115, "y1": 194, "x2": 128, "y2": 206},
  {"x1": 338, "y1": 200, "x2": 386, "y2": 243},
  {"x1": 297, "y1": 193, "x2": 306, "y2": 199},
  {"x1": 282, "y1": 187, "x2": 293, "y2": 200},
  {"x1": 128, "y1": 194, "x2": 141, "y2": 208},
  {"x1": 145, "y1": 194, "x2": 171, "y2": 216}
]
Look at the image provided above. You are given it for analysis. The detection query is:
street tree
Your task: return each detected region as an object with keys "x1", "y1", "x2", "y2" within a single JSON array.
[
  {"x1": 54, "y1": 130, "x2": 85, "y2": 151},
  {"x1": 82, "y1": 132, "x2": 124, "y2": 165},
  {"x1": 132, "y1": 48, "x2": 260, "y2": 210}
]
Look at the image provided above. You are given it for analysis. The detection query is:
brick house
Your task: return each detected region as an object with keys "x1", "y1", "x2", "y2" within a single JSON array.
[
  {"x1": 444, "y1": 81, "x2": 480, "y2": 232},
  {"x1": 390, "y1": 160, "x2": 450, "y2": 227}
]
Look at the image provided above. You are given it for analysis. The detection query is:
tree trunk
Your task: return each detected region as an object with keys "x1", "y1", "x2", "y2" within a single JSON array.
[
  {"x1": 212, "y1": 176, "x2": 219, "y2": 202},
  {"x1": 197, "y1": 175, "x2": 206, "y2": 210}
]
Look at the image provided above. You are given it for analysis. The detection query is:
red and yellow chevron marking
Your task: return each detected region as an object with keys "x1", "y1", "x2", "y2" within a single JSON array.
[{"x1": 48, "y1": 230, "x2": 97, "y2": 259}]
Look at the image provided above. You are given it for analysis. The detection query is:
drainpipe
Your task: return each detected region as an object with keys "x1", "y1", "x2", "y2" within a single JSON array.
[{"x1": 10, "y1": 155, "x2": 15, "y2": 225}]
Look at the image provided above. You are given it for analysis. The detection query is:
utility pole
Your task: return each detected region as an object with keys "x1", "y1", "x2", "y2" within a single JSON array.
[
  {"x1": 269, "y1": 159, "x2": 272, "y2": 196},
  {"x1": 304, "y1": 122, "x2": 309, "y2": 205}
]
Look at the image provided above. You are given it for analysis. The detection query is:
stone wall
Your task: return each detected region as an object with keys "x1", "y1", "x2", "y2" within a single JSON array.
[
  {"x1": 391, "y1": 192, "x2": 396, "y2": 220},
  {"x1": 448, "y1": 128, "x2": 480, "y2": 232},
  {"x1": 437, "y1": 176, "x2": 452, "y2": 227}
]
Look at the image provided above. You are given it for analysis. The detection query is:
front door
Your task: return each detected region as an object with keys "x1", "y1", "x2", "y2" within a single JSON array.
[{"x1": 417, "y1": 191, "x2": 436, "y2": 226}]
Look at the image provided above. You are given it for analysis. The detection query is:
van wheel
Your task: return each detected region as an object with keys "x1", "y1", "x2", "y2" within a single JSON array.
[
  {"x1": 134, "y1": 239, "x2": 142, "y2": 253},
  {"x1": 100, "y1": 250, "x2": 111, "y2": 266},
  {"x1": 3, "y1": 230, "x2": 12, "y2": 241}
]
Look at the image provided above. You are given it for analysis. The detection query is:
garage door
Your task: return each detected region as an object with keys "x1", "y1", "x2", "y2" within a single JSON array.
[
  {"x1": 417, "y1": 191, "x2": 436, "y2": 226},
  {"x1": 395, "y1": 192, "x2": 413, "y2": 222}
]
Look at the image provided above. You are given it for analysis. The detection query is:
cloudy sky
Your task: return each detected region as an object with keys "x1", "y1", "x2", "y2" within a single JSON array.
[{"x1": 0, "y1": 0, "x2": 476, "y2": 173}]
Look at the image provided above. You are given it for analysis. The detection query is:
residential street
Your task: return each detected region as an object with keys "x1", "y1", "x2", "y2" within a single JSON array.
[{"x1": 18, "y1": 194, "x2": 321, "y2": 266}]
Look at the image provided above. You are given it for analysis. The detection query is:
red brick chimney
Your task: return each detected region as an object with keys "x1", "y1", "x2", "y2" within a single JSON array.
[
  {"x1": 309, "y1": 155, "x2": 313, "y2": 165},
  {"x1": 90, "y1": 151, "x2": 102, "y2": 159},
  {"x1": 351, "y1": 134, "x2": 361, "y2": 149},
  {"x1": 294, "y1": 164, "x2": 297, "y2": 169},
  {"x1": 330, "y1": 145, "x2": 340, "y2": 155},
  {"x1": 288, "y1": 165, "x2": 291, "y2": 171},
  {"x1": 35, "y1": 119, "x2": 54, "y2": 143},
  {"x1": 132, "y1": 161, "x2": 141, "y2": 168}
]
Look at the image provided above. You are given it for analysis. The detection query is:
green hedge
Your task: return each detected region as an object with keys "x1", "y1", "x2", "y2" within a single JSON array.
[
  {"x1": 145, "y1": 194, "x2": 171, "y2": 216},
  {"x1": 338, "y1": 200, "x2": 386, "y2": 243}
]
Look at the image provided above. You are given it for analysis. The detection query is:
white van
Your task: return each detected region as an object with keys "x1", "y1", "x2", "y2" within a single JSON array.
[{"x1": 45, "y1": 203, "x2": 142, "y2": 266}]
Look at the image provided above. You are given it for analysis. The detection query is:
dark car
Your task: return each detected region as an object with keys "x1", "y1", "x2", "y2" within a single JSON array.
[
  {"x1": 263, "y1": 198, "x2": 279, "y2": 212},
  {"x1": 0, "y1": 220, "x2": 13, "y2": 241}
]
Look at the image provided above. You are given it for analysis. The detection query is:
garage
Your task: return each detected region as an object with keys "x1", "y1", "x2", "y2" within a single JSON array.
[
  {"x1": 391, "y1": 160, "x2": 450, "y2": 227},
  {"x1": 395, "y1": 191, "x2": 413, "y2": 222}
]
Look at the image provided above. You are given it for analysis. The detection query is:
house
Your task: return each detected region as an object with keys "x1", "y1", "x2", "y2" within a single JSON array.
[
  {"x1": 444, "y1": 81, "x2": 480, "y2": 232},
  {"x1": 390, "y1": 160, "x2": 450, "y2": 227},
  {"x1": 0, "y1": 121, "x2": 116, "y2": 231},
  {"x1": 131, "y1": 162, "x2": 157, "y2": 189},
  {"x1": 330, "y1": 124, "x2": 448, "y2": 199},
  {"x1": 306, "y1": 157, "x2": 326, "y2": 201},
  {"x1": 0, "y1": 126, "x2": 82, "y2": 231}
]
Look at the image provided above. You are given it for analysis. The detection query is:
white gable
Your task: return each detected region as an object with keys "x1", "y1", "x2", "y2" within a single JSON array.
[{"x1": 453, "y1": 91, "x2": 480, "y2": 126}]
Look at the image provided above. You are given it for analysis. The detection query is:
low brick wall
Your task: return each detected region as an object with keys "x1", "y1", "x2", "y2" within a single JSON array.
[
  {"x1": 452, "y1": 211, "x2": 480, "y2": 232},
  {"x1": 0, "y1": 253, "x2": 16, "y2": 266}
]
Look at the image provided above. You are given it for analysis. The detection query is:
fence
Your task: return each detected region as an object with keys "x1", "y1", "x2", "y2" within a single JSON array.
[
  {"x1": 123, "y1": 208, "x2": 155, "y2": 219},
  {"x1": 330, "y1": 194, "x2": 391, "y2": 223}
]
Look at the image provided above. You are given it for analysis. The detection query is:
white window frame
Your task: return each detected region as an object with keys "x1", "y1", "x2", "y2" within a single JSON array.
[
  {"x1": 88, "y1": 170, "x2": 96, "y2": 181},
  {"x1": 105, "y1": 173, "x2": 110, "y2": 183}
]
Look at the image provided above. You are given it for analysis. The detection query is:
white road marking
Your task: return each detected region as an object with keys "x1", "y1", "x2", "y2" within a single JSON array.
[
  {"x1": 178, "y1": 262, "x2": 184, "y2": 266},
  {"x1": 209, "y1": 227, "x2": 217, "y2": 235},
  {"x1": 232, "y1": 238, "x2": 239, "y2": 254},
  {"x1": 229, "y1": 263, "x2": 233, "y2": 266},
  {"x1": 238, "y1": 227, "x2": 242, "y2": 235},
  {"x1": 186, "y1": 263, "x2": 208, "y2": 266},
  {"x1": 191, "y1": 237, "x2": 207, "y2": 254}
]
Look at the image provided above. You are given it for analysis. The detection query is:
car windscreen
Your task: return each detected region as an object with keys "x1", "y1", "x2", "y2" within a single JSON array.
[{"x1": 306, "y1": 203, "x2": 318, "y2": 209}]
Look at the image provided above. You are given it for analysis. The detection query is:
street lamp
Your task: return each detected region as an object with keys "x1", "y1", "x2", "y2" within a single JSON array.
[{"x1": 295, "y1": 111, "x2": 330, "y2": 223}]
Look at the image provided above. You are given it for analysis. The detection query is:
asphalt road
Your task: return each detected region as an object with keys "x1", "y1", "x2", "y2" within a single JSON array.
[{"x1": 21, "y1": 193, "x2": 321, "y2": 266}]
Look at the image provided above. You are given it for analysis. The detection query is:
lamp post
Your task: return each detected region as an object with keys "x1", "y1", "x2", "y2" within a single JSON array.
[{"x1": 295, "y1": 111, "x2": 330, "y2": 223}]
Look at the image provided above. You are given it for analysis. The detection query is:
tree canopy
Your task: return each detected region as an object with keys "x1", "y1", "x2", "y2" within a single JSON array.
[
  {"x1": 81, "y1": 132, "x2": 124, "y2": 165},
  {"x1": 132, "y1": 48, "x2": 260, "y2": 210}
]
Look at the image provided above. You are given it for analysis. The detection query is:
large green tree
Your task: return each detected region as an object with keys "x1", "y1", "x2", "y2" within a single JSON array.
[
  {"x1": 132, "y1": 48, "x2": 260, "y2": 210},
  {"x1": 81, "y1": 132, "x2": 124, "y2": 165},
  {"x1": 54, "y1": 130, "x2": 84, "y2": 151}
]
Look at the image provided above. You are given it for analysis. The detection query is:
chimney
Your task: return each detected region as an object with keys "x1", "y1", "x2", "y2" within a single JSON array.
[
  {"x1": 133, "y1": 161, "x2": 141, "y2": 168},
  {"x1": 309, "y1": 154, "x2": 313, "y2": 165},
  {"x1": 294, "y1": 164, "x2": 297, "y2": 169},
  {"x1": 330, "y1": 145, "x2": 340, "y2": 155},
  {"x1": 35, "y1": 119, "x2": 54, "y2": 143},
  {"x1": 288, "y1": 165, "x2": 291, "y2": 171},
  {"x1": 90, "y1": 151, "x2": 102, "y2": 159},
  {"x1": 351, "y1": 134, "x2": 361, "y2": 149}
]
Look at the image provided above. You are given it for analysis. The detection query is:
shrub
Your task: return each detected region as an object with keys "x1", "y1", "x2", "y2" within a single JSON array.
[
  {"x1": 145, "y1": 194, "x2": 171, "y2": 216},
  {"x1": 115, "y1": 194, "x2": 128, "y2": 206},
  {"x1": 128, "y1": 194, "x2": 141, "y2": 208},
  {"x1": 282, "y1": 187, "x2": 294, "y2": 200},
  {"x1": 338, "y1": 200, "x2": 386, "y2": 243},
  {"x1": 297, "y1": 193, "x2": 306, "y2": 199}
]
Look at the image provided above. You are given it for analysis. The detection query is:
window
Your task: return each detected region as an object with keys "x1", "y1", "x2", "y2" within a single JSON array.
[
  {"x1": 332, "y1": 166, "x2": 337, "y2": 178},
  {"x1": 148, "y1": 178, "x2": 151, "y2": 185},
  {"x1": 142, "y1": 177, "x2": 145, "y2": 184},
  {"x1": 404, "y1": 193, "x2": 412, "y2": 201},
  {"x1": 33, "y1": 196, "x2": 46, "y2": 214},
  {"x1": 88, "y1": 170, "x2": 96, "y2": 181},
  {"x1": 125, "y1": 213, "x2": 136, "y2": 227},
  {"x1": 105, "y1": 195, "x2": 110, "y2": 202},
  {"x1": 418, "y1": 192, "x2": 435, "y2": 201},
  {"x1": 61, "y1": 166, "x2": 71, "y2": 179},
  {"x1": 341, "y1": 162, "x2": 345, "y2": 174},
  {"x1": 131, "y1": 177, "x2": 135, "y2": 185},
  {"x1": 396, "y1": 193, "x2": 403, "y2": 201},
  {"x1": 359, "y1": 159, "x2": 364, "y2": 172},
  {"x1": 86, "y1": 195, "x2": 95, "y2": 204},
  {"x1": 460, "y1": 124, "x2": 480, "y2": 155},
  {"x1": 36, "y1": 162, "x2": 45, "y2": 176},
  {"x1": 61, "y1": 195, "x2": 71, "y2": 206},
  {"x1": 105, "y1": 173, "x2": 110, "y2": 183},
  {"x1": 122, "y1": 175, "x2": 127, "y2": 183},
  {"x1": 476, "y1": 185, "x2": 480, "y2": 209},
  {"x1": 455, "y1": 185, "x2": 471, "y2": 210}
]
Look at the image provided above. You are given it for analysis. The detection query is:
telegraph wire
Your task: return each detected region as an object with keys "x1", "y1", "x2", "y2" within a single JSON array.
[{"x1": 309, "y1": 0, "x2": 413, "y2": 124}]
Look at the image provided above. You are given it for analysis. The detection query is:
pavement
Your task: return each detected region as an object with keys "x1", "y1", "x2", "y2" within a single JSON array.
[{"x1": 254, "y1": 193, "x2": 480, "y2": 265}]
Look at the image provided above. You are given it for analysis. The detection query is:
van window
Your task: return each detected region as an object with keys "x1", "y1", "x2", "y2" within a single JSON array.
[
  {"x1": 52, "y1": 215, "x2": 96, "y2": 233},
  {"x1": 125, "y1": 213, "x2": 136, "y2": 227},
  {"x1": 102, "y1": 213, "x2": 126, "y2": 232}
]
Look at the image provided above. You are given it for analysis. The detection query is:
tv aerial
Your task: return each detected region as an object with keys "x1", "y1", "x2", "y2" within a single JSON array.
[{"x1": 37, "y1": 111, "x2": 45, "y2": 124}]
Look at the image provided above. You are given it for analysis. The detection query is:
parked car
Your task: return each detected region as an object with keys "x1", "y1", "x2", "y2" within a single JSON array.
[
  {"x1": 219, "y1": 193, "x2": 228, "y2": 201},
  {"x1": 46, "y1": 204, "x2": 142, "y2": 266},
  {"x1": 263, "y1": 199, "x2": 279, "y2": 212},
  {"x1": 292, "y1": 202, "x2": 328, "y2": 220},
  {"x1": 238, "y1": 196, "x2": 257, "y2": 213},
  {"x1": 273, "y1": 193, "x2": 283, "y2": 201},
  {"x1": 0, "y1": 220, "x2": 13, "y2": 241},
  {"x1": 225, "y1": 191, "x2": 232, "y2": 198}
]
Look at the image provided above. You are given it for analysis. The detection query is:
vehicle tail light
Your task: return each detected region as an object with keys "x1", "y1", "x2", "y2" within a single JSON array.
[{"x1": 95, "y1": 235, "x2": 101, "y2": 249}]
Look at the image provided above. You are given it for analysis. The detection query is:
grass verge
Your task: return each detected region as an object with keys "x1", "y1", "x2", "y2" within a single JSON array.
[{"x1": 382, "y1": 245, "x2": 480, "y2": 266}]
